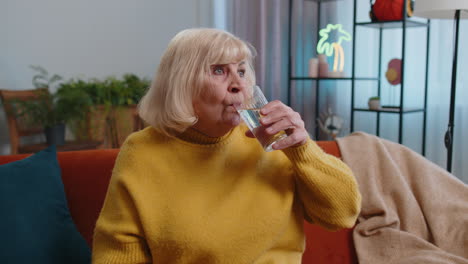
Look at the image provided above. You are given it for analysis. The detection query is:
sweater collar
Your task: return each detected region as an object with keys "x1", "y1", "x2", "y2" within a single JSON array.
[{"x1": 176, "y1": 127, "x2": 235, "y2": 145}]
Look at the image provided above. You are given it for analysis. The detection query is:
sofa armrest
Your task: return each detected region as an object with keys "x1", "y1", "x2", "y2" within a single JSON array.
[
  {"x1": 302, "y1": 141, "x2": 357, "y2": 264},
  {"x1": 316, "y1": 140, "x2": 341, "y2": 158}
]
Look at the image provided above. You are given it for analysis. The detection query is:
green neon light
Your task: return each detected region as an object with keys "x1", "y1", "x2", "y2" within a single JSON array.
[{"x1": 317, "y1": 24, "x2": 351, "y2": 57}]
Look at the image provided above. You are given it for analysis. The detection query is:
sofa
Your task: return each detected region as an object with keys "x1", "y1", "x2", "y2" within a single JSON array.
[{"x1": 0, "y1": 141, "x2": 357, "y2": 264}]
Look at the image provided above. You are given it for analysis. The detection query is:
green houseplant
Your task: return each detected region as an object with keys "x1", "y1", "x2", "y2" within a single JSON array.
[
  {"x1": 14, "y1": 67, "x2": 150, "y2": 147},
  {"x1": 62, "y1": 74, "x2": 150, "y2": 147},
  {"x1": 59, "y1": 78, "x2": 109, "y2": 144},
  {"x1": 30, "y1": 65, "x2": 63, "y2": 89},
  {"x1": 14, "y1": 90, "x2": 74, "y2": 145},
  {"x1": 103, "y1": 74, "x2": 150, "y2": 147},
  {"x1": 13, "y1": 66, "x2": 89, "y2": 145}
]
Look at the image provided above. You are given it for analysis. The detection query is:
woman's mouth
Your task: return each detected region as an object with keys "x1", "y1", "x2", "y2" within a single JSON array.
[
  {"x1": 227, "y1": 104, "x2": 241, "y2": 114},
  {"x1": 229, "y1": 103, "x2": 242, "y2": 110}
]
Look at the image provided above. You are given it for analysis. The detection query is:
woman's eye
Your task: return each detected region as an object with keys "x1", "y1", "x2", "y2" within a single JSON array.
[
  {"x1": 238, "y1": 70, "x2": 245, "y2": 77},
  {"x1": 213, "y1": 67, "x2": 224, "y2": 75}
]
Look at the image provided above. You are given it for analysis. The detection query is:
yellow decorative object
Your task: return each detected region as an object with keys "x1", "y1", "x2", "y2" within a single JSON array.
[{"x1": 386, "y1": 68, "x2": 398, "y2": 83}]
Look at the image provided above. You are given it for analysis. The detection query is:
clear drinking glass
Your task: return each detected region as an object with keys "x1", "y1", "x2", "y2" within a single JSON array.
[{"x1": 237, "y1": 85, "x2": 288, "y2": 152}]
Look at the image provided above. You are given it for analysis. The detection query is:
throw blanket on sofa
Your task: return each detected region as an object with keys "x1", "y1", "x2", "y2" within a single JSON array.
[{"x1": 336, "y1": 132, "x2": 468, "y2": 264}]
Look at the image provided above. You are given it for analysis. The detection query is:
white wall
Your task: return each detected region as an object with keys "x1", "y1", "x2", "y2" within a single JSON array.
[
  {"x1": 0, "y1": 2, "x2": 9, "y2": 154},
  {"x1": 0, "y1": 2, "x2": 6, "y2": 84},
  {"x1": 0, "y1": 0, "x2": 214, "y2": 154}
]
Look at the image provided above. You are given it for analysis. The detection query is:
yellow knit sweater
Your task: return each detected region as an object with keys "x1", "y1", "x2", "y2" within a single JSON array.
[{"x1": 92, "y1": 125, "x2": 361, "y2": 264}]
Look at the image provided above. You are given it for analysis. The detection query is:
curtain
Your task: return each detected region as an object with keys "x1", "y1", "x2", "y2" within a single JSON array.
[
  {"x1": 222, "y1": 0, "x2": 290, "y2": 102},
  {"x1": 425, "y1": 20, "x2": 468, "y2": 183}
]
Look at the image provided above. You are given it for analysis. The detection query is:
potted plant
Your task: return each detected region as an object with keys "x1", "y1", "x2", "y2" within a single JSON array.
[
  {"x1": 108, "y1": 74, "x2": 149, "y2": 146},
  {"x1": 57, "y1": 79, "x2": 106, "y2": 144},
  {"x1": 12, "y1": 87, "x2": 90, "y2": 146},
  {"x1": 12, "y1": 66, "x2": 87, "y2": 145},
  {"x1": 368, "y1": 96, "x2": 381, "y2": 110},
  {"x1": 30, "y1": 65, "x2": 63, "y2": 90},
  {"x1": 63, "y1": 74, "x2": 150, "y2": 148}
]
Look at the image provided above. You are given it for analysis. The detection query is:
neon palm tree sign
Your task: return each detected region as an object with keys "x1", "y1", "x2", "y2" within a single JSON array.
[{"x1": 317, "y1": 24, "x2": 351, "y2": 73}]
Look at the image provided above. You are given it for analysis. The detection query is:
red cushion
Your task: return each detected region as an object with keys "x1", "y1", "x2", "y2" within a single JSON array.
[
  {"x1": 57, "y1": 149, "x2": 119, "y2": 247},
  {"x1": 316, "y1": 141, "x2": 341, "y2": 159}
]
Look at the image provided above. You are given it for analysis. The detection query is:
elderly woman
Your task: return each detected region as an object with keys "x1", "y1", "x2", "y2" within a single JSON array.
[{"x1": 92, "y1": 28, "x2": 361, "y2": 263}]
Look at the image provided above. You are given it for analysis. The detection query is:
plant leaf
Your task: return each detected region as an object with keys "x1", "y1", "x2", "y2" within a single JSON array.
[
  {"x1": 29, "y1": 65, "x2": 48, "y2": 76},
  {"x1": 49, "y1": 74, "x2": 63, "y2": 83}
]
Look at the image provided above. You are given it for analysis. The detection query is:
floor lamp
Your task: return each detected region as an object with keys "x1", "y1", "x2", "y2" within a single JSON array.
[{"x1": 414, "y1": 0, "x2": 468, "y2": 172}]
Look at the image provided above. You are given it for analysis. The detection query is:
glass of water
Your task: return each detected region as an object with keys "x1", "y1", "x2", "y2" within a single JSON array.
[{"x1": 237, "y1": 85, "x2": 287, "y2": 152}]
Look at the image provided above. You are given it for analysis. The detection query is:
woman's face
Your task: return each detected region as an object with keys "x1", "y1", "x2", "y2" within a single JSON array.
[{"x1": 192, "y1": 60, "x2": 249, "y2": 137}]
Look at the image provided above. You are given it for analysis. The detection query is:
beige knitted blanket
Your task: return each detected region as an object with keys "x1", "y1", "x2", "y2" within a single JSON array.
[{"x1": 336, "y1": 132, "x2": 468, "y2": 264}]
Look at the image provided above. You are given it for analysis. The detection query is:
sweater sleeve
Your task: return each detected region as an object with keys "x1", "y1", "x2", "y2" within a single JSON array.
[
  {"x1": 282, "y1": 139, "x2": 362, "y2": 231},
  {"x1": 92, "y1": 139, "x2": 152, "y2": 264}
]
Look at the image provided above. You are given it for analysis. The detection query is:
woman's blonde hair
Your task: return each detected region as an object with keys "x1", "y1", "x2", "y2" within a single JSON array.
[{"x1": 138, "y1": 28, "x2": 257, "y2": 137}]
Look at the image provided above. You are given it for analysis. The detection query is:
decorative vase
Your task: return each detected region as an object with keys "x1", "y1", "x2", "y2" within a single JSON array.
[
  {"x1": 318, "y1": 54, "x2": 329, "y2": 78},
  {"x1": 308, "y1": 58, "x2": 319, "y2": 78},
  {"x1": 44, "y1": 123, "x2": 66, "y2": 146}
]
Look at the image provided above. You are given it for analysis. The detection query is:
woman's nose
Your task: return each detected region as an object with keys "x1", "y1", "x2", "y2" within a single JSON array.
[
  {"x1": 228, "y1": 85, "x2": 240, "y2": 93},
  {"x1": 228, "y1": 73, "x2": 244, "y2": 94}
]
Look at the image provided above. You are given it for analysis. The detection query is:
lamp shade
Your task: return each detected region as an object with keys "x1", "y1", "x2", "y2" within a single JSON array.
[{"x1": 414, "y1": 0, "x2": 468, "y2": 19}]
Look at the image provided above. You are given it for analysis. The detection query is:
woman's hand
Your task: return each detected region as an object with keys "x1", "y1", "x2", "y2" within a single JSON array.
[{"x1": 245, "y1": 100, "x2": 309, "y2": 150}]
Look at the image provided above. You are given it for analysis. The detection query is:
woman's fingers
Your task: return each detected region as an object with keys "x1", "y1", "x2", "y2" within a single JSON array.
[
  {"x1": 243, "y1": 99, "x2": 309, "y2": 149},
  {"x1": 264, "y1": 118, "x2": 293, "y2": 135},
  {"x1": 258, "y1": 100, "x2": 309, "y2": 149},
  {"x1": 260, "y1": 101, "x2": 294, "y2": 126},
  {"x1": 260, "y1": 100, "x2": 284, "y2": 115},
  {"x1": 261, "y1": 103, "x2": 303, "y2": 132},
  {"x1": 272, "y1": 129, "x2": 309, "y2": 150},
  {"x1": 245, "y1": 130, "x2": 255, "y2": 138}
]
